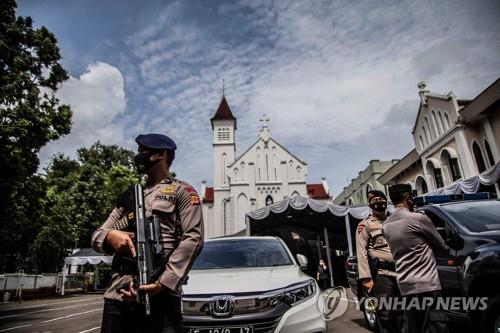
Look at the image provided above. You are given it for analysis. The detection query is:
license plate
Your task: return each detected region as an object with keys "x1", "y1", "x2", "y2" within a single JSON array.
[{"x1": 188, "y1": 327, "x2": 253, "y2": 333}]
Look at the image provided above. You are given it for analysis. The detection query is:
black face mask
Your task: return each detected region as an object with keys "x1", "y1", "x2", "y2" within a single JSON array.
[
  {"x1": 134, "y1": 152, "x2": 159, "y2": 174},
  {"x1": 369, "y1": 201, "x2": 387, "y2": 212}
]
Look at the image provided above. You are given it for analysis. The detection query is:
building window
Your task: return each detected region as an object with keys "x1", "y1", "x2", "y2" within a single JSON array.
[
  {"x1": 434, "y1": 168, "x2": 444, "y2": 188},
  {"x1": 217, "y1": 128, "x2": 230, "y2": 141},
  {"x1": 473, "y1": 141, "x2": 486, "y2": 173},
  {"x1": 233, "y1": 168, "x2": 238, "y2": 182},
  {"x1": 419, "y1": 135, "x2": 425, "y2": 149},
  {"x1": 422, "y1": 126, "x2": 430, "y2": 146},
  {"x1": 265, "y1": 195, "x2": 274, "y2": 206},
  {"x1": 426, "y1": 160, "x2": 444, "y2": 189},
  {"x1": 444, "y1": 113, "x2": 451, "y2": 129},
  {"x1": 449, "y1": 158, "x2": 461, "y2": 181},
  {"x1": 240, "y1": 162, "x2": 245, "y2": 181},
  {"x1": 416, "y1": 176, "x2": 428, "y2": 195},
  {"x1": 484, "y1": 140, "x2": 495, "y2": 167},
  {"x1": 438, "y1": 111, "x2": 445, "y2": 132},
  {"x1": 425, "y1": 117, "x2": 434, "y2": 140},
  {"x1": 432, "y1": 110, "x2": 442, "y2": 136},
  {"x1": 222, "y1": 153, "x2": 227, "y2": 185}
]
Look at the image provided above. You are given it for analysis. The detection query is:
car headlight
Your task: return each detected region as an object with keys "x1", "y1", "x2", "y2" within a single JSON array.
[{"x1": 281, "y1": 279, "x2": 316, "y2": 306}]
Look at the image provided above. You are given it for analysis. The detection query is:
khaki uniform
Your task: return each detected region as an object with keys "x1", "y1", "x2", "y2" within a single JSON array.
[
  {"x1": 383, "y1": 207, "x2": 449, "y2": 333},
  {"x1": 382, "y1": 208, "x2": 448, "y2": 296},
  {"x1": 355, "y1": 215, "x2": 396, "y2": 280},
  {"x1": 91, "y1": 175, "x2": 204, "y2": 301},
  {"x1": 356, "y1": 215, "x2": 402, "y2": 333}
]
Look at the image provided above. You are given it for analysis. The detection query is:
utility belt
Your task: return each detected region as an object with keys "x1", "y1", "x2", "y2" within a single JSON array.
[{"x1": 368, "y1": 257, "x2": 396, "y2": 273}]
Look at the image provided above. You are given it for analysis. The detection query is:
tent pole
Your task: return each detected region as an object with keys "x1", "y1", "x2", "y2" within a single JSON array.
[
  {"x1": 323, "y1": 227, "x2": 334, "y2": 288},
  {"x1": 245, "y1": 215, "x2": 251, "y2": 236},
  {"x1": 345, "y1": 214, "x2": 354, "y2": 257}
]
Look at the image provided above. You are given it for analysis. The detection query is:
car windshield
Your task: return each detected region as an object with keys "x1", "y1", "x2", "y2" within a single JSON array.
[
  {"x1": 442, "y1": 200, "x2": 500, "y2": 233},
  {"x1": 192, "y1": 238, "x2": 293, "y2": 270}
]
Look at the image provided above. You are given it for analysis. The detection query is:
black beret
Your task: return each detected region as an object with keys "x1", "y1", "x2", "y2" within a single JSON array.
[
  {"x1": 135, "y1": 133, "x2": 177, "y2": 151},
  {"x1": 367, "y1": 190, "x2": 387, "y2": 201},
  {"x1": 389, "y1": 184, "x2": 413, "y2": 195}
]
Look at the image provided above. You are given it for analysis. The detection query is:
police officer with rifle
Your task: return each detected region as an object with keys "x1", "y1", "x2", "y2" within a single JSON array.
[{"x1": 92, "y1": 133, "x2": 204, "y2": 333}]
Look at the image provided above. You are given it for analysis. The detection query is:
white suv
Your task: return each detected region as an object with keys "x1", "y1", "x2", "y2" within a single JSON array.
[{"x1": 182, "y1": 236, "x2": 326, "y2": 333}]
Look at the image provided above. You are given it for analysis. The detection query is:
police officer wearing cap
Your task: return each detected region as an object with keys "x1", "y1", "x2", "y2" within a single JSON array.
[
  {"x1": 382, "y1": 184, "x2": 449, "y2": 333},
  {"x1": 91, "y1": 133, "x2": 204, "y2": 333},
  {"x1": 355, "y1": 190, "x2": 402, "y2": 333}
]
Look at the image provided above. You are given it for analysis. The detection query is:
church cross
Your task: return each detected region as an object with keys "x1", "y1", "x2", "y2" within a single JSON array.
[{"x1": 259, "y1": 114, "x2": 270, "y2": 128}]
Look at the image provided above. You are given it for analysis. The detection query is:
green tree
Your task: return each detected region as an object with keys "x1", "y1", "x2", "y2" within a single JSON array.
[
  {"x1": 30, "y1": 143, "x2": 139, "y2": 272},
  {"x1": 71, "y1": 142, "x2": 138, "y2": 249},
  {"x1": 0, "y1": 0, "x2": 72, "y2": 272}
]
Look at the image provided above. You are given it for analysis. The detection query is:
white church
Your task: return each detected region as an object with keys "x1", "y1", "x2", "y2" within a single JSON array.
[{"x1": 201, "y1": 96, "x2": 331, "y2": 239}]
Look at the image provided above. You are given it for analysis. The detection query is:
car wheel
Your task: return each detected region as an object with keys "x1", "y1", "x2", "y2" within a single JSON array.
[
  {"x1": 482, "y1": 297, "x2": 500, "y2": 333},
  {"x1": 362, "y1": 297, "x2": 379, "y2": 332}
]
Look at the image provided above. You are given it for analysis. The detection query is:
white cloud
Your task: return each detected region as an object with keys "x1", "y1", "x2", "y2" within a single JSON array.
[
  {"x1": 38, "y1": 62, "x2": 127, "y2": 168},
  {"x1": 118, "y1": 0, "x2": 499, "y2": 191}
]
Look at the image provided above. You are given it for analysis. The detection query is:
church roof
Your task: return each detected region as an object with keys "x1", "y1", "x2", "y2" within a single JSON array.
[
  {"x1": 211, "y1": 96, "x2": 237, "y2": 128},
  {"x1": 228, "y1": 136, "x2": 307, "y2": 169},
  {"x1": 306, "y1": 183, "x2": 329, "y2": 199},
  {"x1": 203, "y1": 187, "x2": 214, "y2": 203}
]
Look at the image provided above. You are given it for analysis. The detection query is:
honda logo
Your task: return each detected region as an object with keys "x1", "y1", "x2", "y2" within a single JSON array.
[{"x1": 210, "y1": 295, "x2": 235, "y2": 317}]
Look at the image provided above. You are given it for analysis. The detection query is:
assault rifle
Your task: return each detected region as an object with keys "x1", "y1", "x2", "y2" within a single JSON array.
[{"x1": 115, "y1": 184, "x2": 163, "y2": 316}]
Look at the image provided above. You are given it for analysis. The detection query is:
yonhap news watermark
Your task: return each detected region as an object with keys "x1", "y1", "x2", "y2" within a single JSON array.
[
  {"x1": 356, "y1": 296, "x2": 489, "y2": 311},
  {"x1": 318, "y1": 287, "x2": 490, "y2": 321}
]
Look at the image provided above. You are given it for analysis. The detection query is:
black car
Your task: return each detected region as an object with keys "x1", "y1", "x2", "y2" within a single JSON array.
[{"x1": 346, "y1": 196, "x2": 500, "y2": 333}]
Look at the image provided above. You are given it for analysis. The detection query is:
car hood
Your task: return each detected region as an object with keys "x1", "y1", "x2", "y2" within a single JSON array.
[{"x1": 183, "y1": 265, "x2": 311, "y2": 295}]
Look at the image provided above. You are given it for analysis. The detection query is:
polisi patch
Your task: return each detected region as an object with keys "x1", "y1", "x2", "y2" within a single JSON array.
[{"x1": 155, "y1": 194, "x2": 176, "y2": 203}]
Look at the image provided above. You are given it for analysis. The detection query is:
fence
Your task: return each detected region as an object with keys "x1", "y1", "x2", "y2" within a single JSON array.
[{"x1": 1, "y1": 272, "x2": 88, "y2": 301}]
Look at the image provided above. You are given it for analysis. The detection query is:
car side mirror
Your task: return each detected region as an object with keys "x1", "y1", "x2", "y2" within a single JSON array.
[{"x1": 296, "y1": 254, "x2": 308, "y2": 270}]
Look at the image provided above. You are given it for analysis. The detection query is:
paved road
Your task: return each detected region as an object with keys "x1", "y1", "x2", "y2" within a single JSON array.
[
  {"x1": 0, "y1": 294, "x2": 103, "y2": 333},
  {"x1": 325, "y1": 289, "x2": 372, "y2": 333},
  {"x1": 0, "y1": 292, "x2": 392, "y2": 333}
]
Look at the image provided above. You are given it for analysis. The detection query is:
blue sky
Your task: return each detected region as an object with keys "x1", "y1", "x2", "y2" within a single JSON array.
[{"x1": 19, "y1": 0, "x2": 500, "y2": 195}]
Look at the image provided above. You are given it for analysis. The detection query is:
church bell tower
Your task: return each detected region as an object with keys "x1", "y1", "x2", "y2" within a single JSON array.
[
  {"x1": 211, "y1": 95, "x2": 236, "y2": 236},
  {"x1": 211, "y1": 95, "x2": 237, "y2": 189}
]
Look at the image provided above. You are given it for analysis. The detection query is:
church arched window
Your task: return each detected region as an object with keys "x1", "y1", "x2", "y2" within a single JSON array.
[
  {"x1": 240, "y1": 162, "x2": 245, "y2": 181},
  {"x1": 233, "y1": 168, "x2": 239, "y2": 182},
  {"x1": 289, "y1": 161, "x2": 294, "y2": 180},
  {"x1": 438, "y1": 111, "x2": 445, "y2": 132},
  {"x1": 425, "y1": 117, "x2": 434, "y2": 140},
  {"x1": 296, "y1": 166, "x2": 301, "y2": 178},
  {"x1": 431, "y1": 110, "x2": 441, "y2": 136},
  {"x1": 265, "y1": 195, "x2": 274, "y2": 206},
  {"x1": 444, "y1": 112, "x2": 451, "y2": 129},
  {"x1": 222, "y1": 153, "x2": 227, "y2": 185}
]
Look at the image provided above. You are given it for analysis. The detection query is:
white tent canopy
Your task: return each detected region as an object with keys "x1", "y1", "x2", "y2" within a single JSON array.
[
  {"x1": 426, "y1": 161, "x2": 500, "y2": 196},
  {"x1": 61, "y1": 248, "x2": 113, "y2": 295},
  {"x1": 64, "y1": 248, "x2": 113, "y2": 266},
  {"x1": 247, "y1": 195, "x2": 372, "y2": 221}
]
